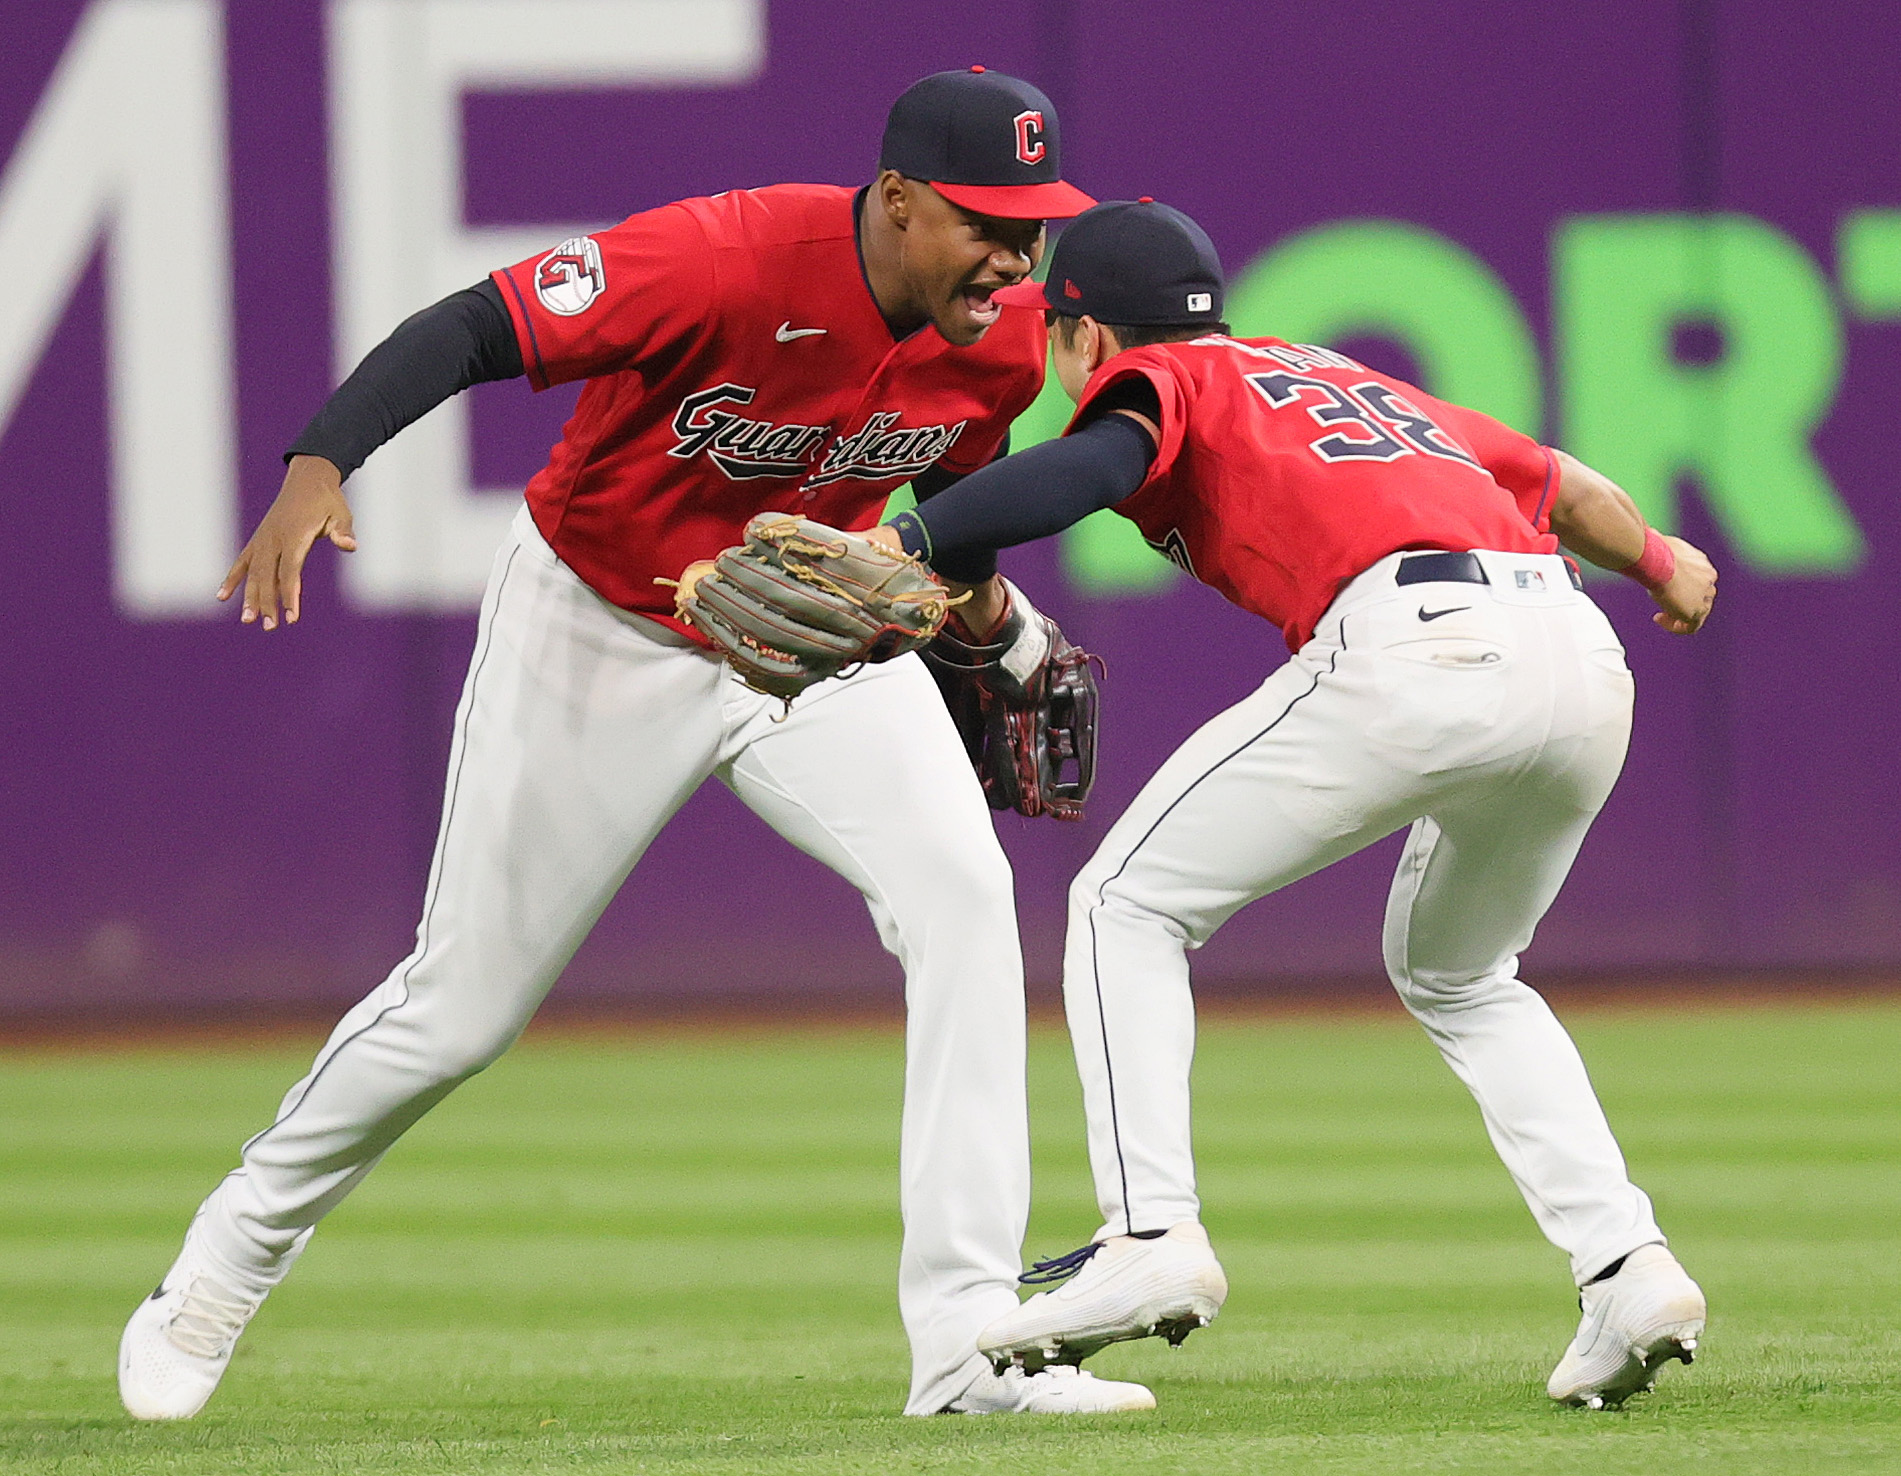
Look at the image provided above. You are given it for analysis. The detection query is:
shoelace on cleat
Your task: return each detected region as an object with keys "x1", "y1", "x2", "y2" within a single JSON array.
[
  {"x1": 165, "y1": 1276, "x2": 259, "y2": 1359},
  {"x1": 1019, "y1": 1242, "x2": 1101, "y2": 1286}
]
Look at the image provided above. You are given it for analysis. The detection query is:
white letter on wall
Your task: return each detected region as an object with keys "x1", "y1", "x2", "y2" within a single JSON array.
[
  {"x1": 328, "y1": 0, "x2": 764, "y2": 609},
  {"x1": 0, "y1": 0, "x2": 235, "y2": 617}
]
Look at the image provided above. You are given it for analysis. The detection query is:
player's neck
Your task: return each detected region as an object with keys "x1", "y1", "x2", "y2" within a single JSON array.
[{"x1": 856, "y1": 187, "x2": 929, "y2": 339}]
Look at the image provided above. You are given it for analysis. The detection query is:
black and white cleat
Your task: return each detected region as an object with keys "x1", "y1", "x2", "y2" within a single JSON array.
[{"x1": 978, "y1": 1223, "x2": 1229, "y2": 1374}]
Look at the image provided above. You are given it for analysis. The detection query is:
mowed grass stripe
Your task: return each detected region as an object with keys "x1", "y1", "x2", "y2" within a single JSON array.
[{"x1": 1, "y1": 1003, "x2": 1897, "y2": 1474}]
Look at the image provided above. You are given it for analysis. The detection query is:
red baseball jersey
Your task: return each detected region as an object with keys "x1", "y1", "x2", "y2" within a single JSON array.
[
  {"x1": 491, "y1": 184, "x2": 1045, "y2": 634},
  {"x1": 1074, "y1": 336, "x2": 1559, "y2": 650}
]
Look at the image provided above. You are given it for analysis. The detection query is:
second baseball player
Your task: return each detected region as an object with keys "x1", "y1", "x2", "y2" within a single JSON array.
[{"x1": 869, "y1": 199, "x2": 1719, "y2": 1413}]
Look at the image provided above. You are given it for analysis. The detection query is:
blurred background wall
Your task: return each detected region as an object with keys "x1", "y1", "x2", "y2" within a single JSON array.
[{"x1": 2, "y1": 0, "x2": 1897, "y2": 1021}]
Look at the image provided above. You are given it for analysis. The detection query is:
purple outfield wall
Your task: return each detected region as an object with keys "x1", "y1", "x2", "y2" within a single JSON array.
[{"x1": 2, "y1": 0, "x2": 1898, "y2": 1020}]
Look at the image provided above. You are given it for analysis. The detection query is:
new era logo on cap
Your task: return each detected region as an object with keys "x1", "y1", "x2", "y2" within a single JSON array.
[{"x1": 880, "y1": 68, "x2": 1094, "y2": 219}]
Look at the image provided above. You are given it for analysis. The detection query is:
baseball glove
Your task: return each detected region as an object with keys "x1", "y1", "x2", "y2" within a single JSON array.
[
  {"x1": 922, "y1": 579, "x2": 1100, "y2": 821},
  {"x1": 672, "y1": 514, "x2": 956, "y2": 702}
]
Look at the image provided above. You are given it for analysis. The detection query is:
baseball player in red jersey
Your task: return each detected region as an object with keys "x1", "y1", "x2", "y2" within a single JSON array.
[
  {"x1": 119, "y1": 72, "x2": 1158, "y2": 1421},
  {"x1": 867, "y1": 200, "x2": 1719, "y2": 1411}
]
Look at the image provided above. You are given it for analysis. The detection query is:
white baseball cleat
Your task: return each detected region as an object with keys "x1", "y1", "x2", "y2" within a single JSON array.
[
  {"x1": 978, "y1": 1221, "x2": 1228, "y2": 1373},
  {"x1": 947, "y1": 1363, "x2": 1156, "y2": 1414},
  {"x1": 1547, "y1": 1243, "x2": 1706, "y2": 1410},
  {"x1": 118, "y1": 1241, "x2": 268, "y2": 1420}
]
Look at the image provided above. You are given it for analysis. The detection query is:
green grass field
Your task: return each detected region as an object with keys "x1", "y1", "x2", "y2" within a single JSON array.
[{"x1": 3, "y1": 1002, "x2": 1898, "y2": 1474}]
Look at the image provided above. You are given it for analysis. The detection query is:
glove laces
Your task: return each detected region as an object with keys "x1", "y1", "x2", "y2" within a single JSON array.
[{"x1": 164, "y1": 1275, "x2": 259, "y2": 1359}]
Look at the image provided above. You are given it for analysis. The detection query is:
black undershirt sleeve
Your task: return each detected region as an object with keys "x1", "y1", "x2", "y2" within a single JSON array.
[
  {"x1": 890, "y1": 412, "x2": 1157, "y2": 568},
  {"x1": 905, "y1": 432, "x2": 1010, "y2": 585},
  {"x1": 285, "y1": 278, "x2": 524, "y2": 479}
]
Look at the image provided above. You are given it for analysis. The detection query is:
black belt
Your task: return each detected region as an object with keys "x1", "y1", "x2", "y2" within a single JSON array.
[{"x1": 1395, "y1": 550, "x2": 1583, "y2": 592}]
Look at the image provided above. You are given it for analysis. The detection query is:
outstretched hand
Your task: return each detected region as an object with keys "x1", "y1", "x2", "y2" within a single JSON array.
[
  {"x1": 218, "y1": 455, "x2": 357, "y2": 629},
  {"x1": 1648, "y1": 535, "x2": 1717, "y2": 635}
]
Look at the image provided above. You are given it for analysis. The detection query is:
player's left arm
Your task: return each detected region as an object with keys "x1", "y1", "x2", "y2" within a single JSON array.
[
  {"x1": 1547, "y1": 449, "x2": 1718, "y2": 635},
  {"x1": 1417, "y1": 389, "x2": 1718, "y2": 636}
]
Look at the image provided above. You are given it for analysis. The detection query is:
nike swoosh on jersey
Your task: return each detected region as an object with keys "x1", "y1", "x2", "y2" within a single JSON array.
[
  {"x1": 775, "y1": 322, "x2": 827, "y2": 342},
  {"x1": 1417, "y1": 605, "x2": 1472, "y2": 622}
]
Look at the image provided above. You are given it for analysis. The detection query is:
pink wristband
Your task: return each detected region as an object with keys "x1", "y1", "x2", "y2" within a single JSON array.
[{"x1": 1620, "y1": 528, "x2": 1676, "y2": 591}]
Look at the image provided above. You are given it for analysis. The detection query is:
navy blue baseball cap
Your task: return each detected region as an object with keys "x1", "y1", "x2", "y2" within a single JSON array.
[
  {"x1": 994, "y1": 199, "x2": 1225, "y2": 324},
  {"x1": 880, "y1": 67, "x2": 1094, "y2": 220}
]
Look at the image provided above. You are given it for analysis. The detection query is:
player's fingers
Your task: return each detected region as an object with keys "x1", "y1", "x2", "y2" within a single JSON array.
[
  {"x1": 281, "y1": 555, "x2": 304, "y2": 626},
  {"x1": 246, "y1": 545, "x2": 282, "y2": 630},
  {"x1": 278, "y1": 521, "x2": 327, "y2": 626},
  {"x1": 327, "y1": 507, "x2": 357, "y2": 553},
  {"x1": 240, "y1": 547, "x2": 266, "y2": 624},
  {"x1": 261, "y1": 555, "x2": 283, "y2": 630},
  {"x1": 218, "y1": 548, "x2": 252, "y2": 603}
]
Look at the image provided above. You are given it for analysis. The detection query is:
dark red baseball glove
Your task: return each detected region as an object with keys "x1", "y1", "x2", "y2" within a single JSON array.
[{"x1": 921, "y1": 579, "x2": 1099, "y2": 821}]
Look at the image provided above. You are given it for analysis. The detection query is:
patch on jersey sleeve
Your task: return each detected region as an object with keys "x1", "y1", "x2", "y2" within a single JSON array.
[{"x1": 534, "y1": 236, "x2": 606, "y2": 316}]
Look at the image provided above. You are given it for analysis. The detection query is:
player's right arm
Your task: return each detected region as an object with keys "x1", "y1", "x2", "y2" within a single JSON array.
[
  {"x1": 878, "y1": 411, "x2": 1154, "y2": 575},
  {"x1": 880, "y1": 368, "x2": 1170, "y2": 574},
  {"x1": 226, "y1": 206, "x2": 713, "y2": 629},
  {"x1": 219, "y1": 454, "x2": 358, "y2": 629},
  {"x1": 1546, "y1": 449, "x2": 1717, "y2": 635},
  {"x1": 219, "y1": 281, "x2": 525, "y2": 628}
]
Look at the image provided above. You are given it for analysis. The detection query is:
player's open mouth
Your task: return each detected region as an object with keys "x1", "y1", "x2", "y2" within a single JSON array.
[{"x1": 961, "y1": 284, "x2": 1003, "y2": 326}]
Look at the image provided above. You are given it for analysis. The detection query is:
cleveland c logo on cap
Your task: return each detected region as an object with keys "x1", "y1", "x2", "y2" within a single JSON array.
[{"x1": 1014, "y1": 110, "x2": 1047, "y2": 165}]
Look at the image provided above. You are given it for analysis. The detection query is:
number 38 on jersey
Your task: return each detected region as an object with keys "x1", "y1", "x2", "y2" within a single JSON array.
[{"x1": 1244, "y1": 366, "x2": 1483, "y2": 471}]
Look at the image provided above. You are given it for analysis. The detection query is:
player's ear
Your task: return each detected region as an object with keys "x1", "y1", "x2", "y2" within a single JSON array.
[{"x1": 876, "y1": 170, "x2": 911, "y2": 229}]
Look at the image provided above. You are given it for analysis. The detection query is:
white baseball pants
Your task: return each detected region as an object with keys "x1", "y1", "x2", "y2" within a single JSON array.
[
  {"x1": 191, "y1": 507, "x2": 1027, "y2": 1415},
  {"x1": 1067, "y1": 550, "x2": 1664, "y2": 1284}
]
